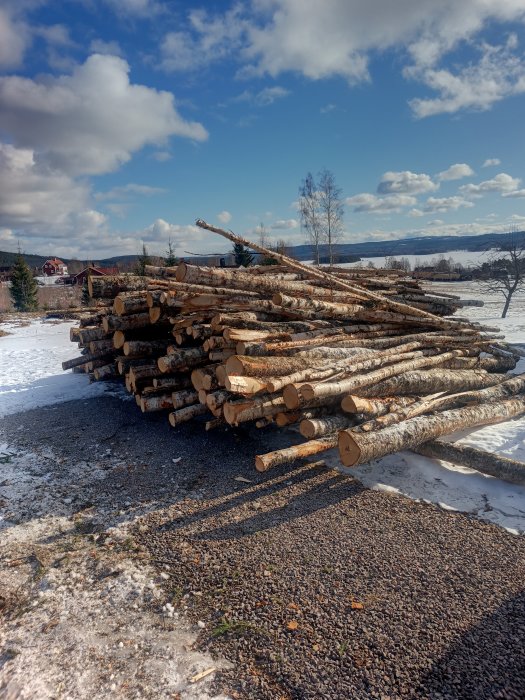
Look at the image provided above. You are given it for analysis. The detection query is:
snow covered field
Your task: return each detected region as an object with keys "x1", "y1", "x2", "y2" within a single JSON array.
[
  {"x1": 0, "y1": 318, "x2": 124, "y2": 417},
  {"x1": 1, "y1": 291, "x2": 525, "y2": 533}
]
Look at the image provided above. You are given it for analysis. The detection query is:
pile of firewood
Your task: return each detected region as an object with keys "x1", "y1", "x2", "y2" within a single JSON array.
[{"x1": 63, "y1": 220, "x2": 525, "y2": 483}]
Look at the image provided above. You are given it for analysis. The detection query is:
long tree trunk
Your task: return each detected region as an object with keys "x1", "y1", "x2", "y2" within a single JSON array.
[
  {"x1": 413, "y1": 440, "x2": 525, "y2": 486},
  {"x1": 357, "y1": 368, "x2": 504, "y2": 397},
  {"x1": 339, "y1": 396, "x2": 525, "y2": 467},
  {"x1": 89, "y1": 275, "x2": 149, "y2": 299},
  {"x1": 300, "y1": 349, "x2": 470, "y2": 401},
  {"x1": 255, "y1": 436, "x2": 338, "y2": 472}
]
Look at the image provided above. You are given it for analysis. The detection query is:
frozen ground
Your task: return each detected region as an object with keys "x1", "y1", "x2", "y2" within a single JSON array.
[
  {"x1": 0, "y1": 318, "x2": 125, "y2": 418},
  {"x1": 0, "y1": 317, "x2": 231, "y2": 699}
]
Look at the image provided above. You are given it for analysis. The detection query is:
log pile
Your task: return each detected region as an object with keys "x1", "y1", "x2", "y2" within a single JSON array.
[{"x1": 63, "y1": 220, "x2": 525, "y2": 484}]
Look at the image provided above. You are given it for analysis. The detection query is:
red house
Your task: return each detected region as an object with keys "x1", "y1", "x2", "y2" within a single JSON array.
[
  {"x1": 73, "y1": 266, "x2": 119, "y2": 285},
  {"x1": 42, "y1": 258, "x2": 68, "y2": 276}
]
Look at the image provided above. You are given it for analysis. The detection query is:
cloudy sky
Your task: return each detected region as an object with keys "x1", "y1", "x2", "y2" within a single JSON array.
[{"x1": 1, "y1": 0, "x2": 525, "y2": 259}]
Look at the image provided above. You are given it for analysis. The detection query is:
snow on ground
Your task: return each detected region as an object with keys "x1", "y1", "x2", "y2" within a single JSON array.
[
  {"x1": 0, "y1": 441, "x2": 230, "y2": 700},
  {"x1": 347, "y1": 249, "x2": 491, "y2": 269},
  {"x1": 0, "y1": 318, "x2": 231, "y2": 699},
  {"x1": 0, "y1": 318, "x2": 125, "y2": 417}
]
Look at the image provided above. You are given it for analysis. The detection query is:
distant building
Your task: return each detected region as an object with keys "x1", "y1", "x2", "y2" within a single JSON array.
[
  {"x1": 72, "y1": 265, "x2": 119, "y2": 285},
  {"x1": 43, "y1": 258, "x2": 68, "y2": 276}
]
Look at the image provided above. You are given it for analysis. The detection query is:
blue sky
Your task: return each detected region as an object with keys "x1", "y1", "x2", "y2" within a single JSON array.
[{"x1": 0, "y1": 0, "x2": 525, "y2": 259}]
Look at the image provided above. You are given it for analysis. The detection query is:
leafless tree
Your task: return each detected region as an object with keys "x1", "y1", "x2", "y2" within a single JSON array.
[
  {"x1": 385, "y1": 256, "x2": 411, "y2": 272},
  {"x1": 317, "y1": 169, "x2": 344, "y2": 266},
  {"x1": 476, "y1": 231, "x2": 525, "y2": 318},
  {"x1": 299, "y1": 172, "x2": 322, "y2": 266}
]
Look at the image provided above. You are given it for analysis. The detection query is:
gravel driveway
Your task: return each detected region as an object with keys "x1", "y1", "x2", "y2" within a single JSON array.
[{"x1": 1, "y1": 395, "x2": 524, "y2": 699}]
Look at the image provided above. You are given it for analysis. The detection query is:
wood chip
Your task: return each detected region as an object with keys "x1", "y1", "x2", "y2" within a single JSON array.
[{"x1": 189, "y1": 667, "x2": 216, "y2": 683}]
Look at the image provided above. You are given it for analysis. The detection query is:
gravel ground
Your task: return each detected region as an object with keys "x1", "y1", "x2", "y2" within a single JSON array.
[{"x1": 1, "y1": 395, "x2": 525, "y2": 699}]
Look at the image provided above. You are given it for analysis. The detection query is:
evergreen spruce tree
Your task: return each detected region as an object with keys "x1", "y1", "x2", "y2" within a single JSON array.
[
  {"x1": 233, "y1": 243, "x2": 254, "y2": 267},
  {"x1": 10, "y1": 254, "x2": 38, "y2": 311},
  {"x1": 81, "y1": 277, "x2": 91, "y2": 306},
  {"x1": 164, "y1": 238, "x2": 178, "y2": 267},
  {"x1": 134, "y1": 244, "x2": 151, "y2": 276}
]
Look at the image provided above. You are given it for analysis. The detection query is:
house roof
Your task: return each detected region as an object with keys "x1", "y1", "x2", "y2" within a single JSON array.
[
  {"x1": 74, "y1": 266, "x2": 119, "y2": 278},
  {"x1": 45, "y1": 258, "x2": 65, "y2": 265}
]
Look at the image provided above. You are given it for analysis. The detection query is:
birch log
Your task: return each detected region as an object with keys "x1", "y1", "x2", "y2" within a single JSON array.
[
  {"x1": 357, "y1": 368, "x2": 504, "y2": 397},
  {"x1": 168, "y1": 404, "x2": 208, "y2": 426},
  {"x1": 339, "y1": 397, "x2": 525, "y2": 467},
  {"x1": 255, "y1": 436, "x2": 338, "y2": 472},
  {"x1": 300, "y1": 415, "x2": 356, "y2": 439},
  {"x1": 88, "y1": 275, "x2": 149, "y2": 298},
  {"x1": 300, "y1": 350, "x2": 470, "y2": 401}
]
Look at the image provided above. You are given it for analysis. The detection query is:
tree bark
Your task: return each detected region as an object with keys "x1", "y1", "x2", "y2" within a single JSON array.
[
  {"x1": 88, "y1": 274, "x2": 149, "y2": 299},
  {"x1": 339, "y1": 396, "x2": 525, "y2": 467},
  {"x1": 140, "y1": 393, "x2": 174, "y2": 412},
  {"x1": 172, "y1": 389, "x2": 199, "y2": 409},
  {"x1": 358, "y1": 368, "x2": 504, "y2": 397},
  {"x1": 300, "y1": 350, "x2": 470, "y2": 401},
  {"x1": 223, "y1": 393, "x2": 285, "y2": 425},
  {"x1": 341, "y1": 395, "x2": 417, "y2": 416},
  {"x1": 168, "y1": 403, "x2": 208, "y2": 426},
  {"x1": 102, "y1": 312, "x2": 151, "y2": 333},
  {"x1": 273, "y1": 292, "x2": 364, "y2": 318},
  {"x1": 300, "y1": 414, "x2": 355, "y2": 439},
  {"x1": 157, "y1": 347, "x2": 207, "y2": 373},
  {"x1": 76, "y1": 326, "x2": 112, "y2": 344},
  {"x1": 123, "y1": 339, "x2": 172, "y2": 357},
  {"x1": 93, "y1": 363, "x2": 117, "y2": 381},
  {"x1": 113, "y1": 294, "x2": 149, "y2": 316},
  {"x1": 255, "y1": 436, "x2": 338, "y2": 472}
]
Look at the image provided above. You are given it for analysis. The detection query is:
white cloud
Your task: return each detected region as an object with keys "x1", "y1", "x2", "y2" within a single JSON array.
[
  {"x1": 320, "y1": 103, "x2": 336, "y2": 114},
  {"x1": 502, "y1": 188, "x2": 525, "y2": 198},
  {"x1": 104, "y1": 0, "x2": 163, "y2": 18},
  {"x1": 152, "y1": 150, "x2": 172, "y2": 162},
  {"x1": 161, "y1": 2, "x2": 525, "y2": 115},
  {"x1": 89, "y1": 39, "x2": 124, "y2": 57},
  {"x1": 0, "y1": 8, "x2": 29, "y2": 68},
  {"x1": 0, "y1": 54, "x2": 208, "y2": 177},
  {"x1": 483, "y1": 157, "x2": 501, "y2": 167},
  {"x1": 377, "y1": 170, "x2": 438, "y2": 195},
  {"x1": 423, "y1": 196, "x2": 474, "y2": 213},
  {"x1": 409, "y1": 37, "x2": 525, "y2": 118},
  {"x1": 234, "y1": 86, "x2": 290, "y2": 106},
  {"x1": 460, "y1": 172, "x2": 521, "y2": 196},
  {"x1": 0, "y1": 142, "x2": 92, "y2": 235},
  {"x1": 95, "y1": 184, "x2": 166, "y2": 201},
  {"x1": 217, "y1": 210, "x2": 232, "y2": 223},
  {"x1": 346, "y1": 193, "x2": 417, "y2": 213},
  {"x1": 270, "y1": 218, "x2": 299, "y2": 229},
  {"x1": 161, "y1": 6, "x2": 246, "y2": 72},
  {"x1": 437, "y1": 163, "x2": 474, "y2": 181},
  {"x1": 33, "y1": 23, "x2": 75, "y2": 48}
]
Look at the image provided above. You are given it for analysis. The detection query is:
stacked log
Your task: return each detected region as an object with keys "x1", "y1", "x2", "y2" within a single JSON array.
[{"x1": 62, "y1": 222, "x2": 525, "y2": 484}]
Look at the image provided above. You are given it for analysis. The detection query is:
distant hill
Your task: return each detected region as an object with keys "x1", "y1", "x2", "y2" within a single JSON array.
[
  {"x1": 287, "y1": 230, "x2": 525, "y2": 261},
  {"x1": 2, "y1": 228, "x2": 523, "y2": 269},
  {"x1": 0, "y1": 250, "x2": 50, "y2": 268}
]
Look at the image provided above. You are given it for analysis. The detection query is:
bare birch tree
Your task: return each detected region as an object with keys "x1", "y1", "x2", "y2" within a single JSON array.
[
  {"x1": 476, "y1": 231, "x2": 525, "y2": 318},
  {"x1": 299, "y1": 172, "x2": 322, "y2": 266},
  {"x1": 317, "y1": 169, "x2": 344, "y2": 266}
]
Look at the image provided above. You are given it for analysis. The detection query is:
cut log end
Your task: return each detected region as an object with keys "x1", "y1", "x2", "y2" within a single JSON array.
[
  {"x1": 283, "y1": 383, "x2": 302, "y2": 410},
  {"x1": 338, "y1": 430, "x2": 361, "y2": 467}
]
